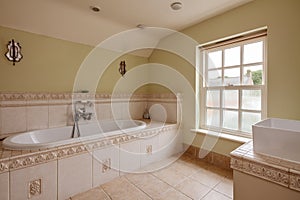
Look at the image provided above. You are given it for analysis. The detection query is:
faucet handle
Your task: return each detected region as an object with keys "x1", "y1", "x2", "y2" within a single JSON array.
[
  {"x1": 87, "y1": 113, "x2": 92, "y2": 120},
  {"x1": 86, "y1": 101, "x2": 93, "y2": 107},
  {"x1": 77, "y1": 107, "x2": 85, "y2": 113}
]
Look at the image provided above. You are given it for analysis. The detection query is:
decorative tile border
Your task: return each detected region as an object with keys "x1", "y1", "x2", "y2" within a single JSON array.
[
  {"x1": 56, "y1": 144, "x2": 87, "y2": 160},
  {"x1": 231, "y1": 141, "x2": 300, "y2": 192},
  {"x1": 0, "y1": 92, "x2": 177, "y2": 107},
  {"x1": 0, "y1": 124, "x2": 178, "y2": 172},
  {"x1": 290, "y1": 170, "x2": 300, "y2": 192},
  {"x1": 230, "y1": 156, "x2": 243, "y2": 170},
  {"x1": 243, "y1": 159, "x2": 289, "y2": 187},
  {"x1": 9, "y1": 149, "x2": 58, "y2": 171},
  {"x1": 0, "y1": 158, "x2": 9, "y2": 173},
  {"x1": 0, "y1": 92, "x2": 176, "y2": 101}
]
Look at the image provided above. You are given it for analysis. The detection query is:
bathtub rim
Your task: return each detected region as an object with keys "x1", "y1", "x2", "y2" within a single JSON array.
[{"x1": 2, "y1": 119, "x2": 147, "y2": 151}]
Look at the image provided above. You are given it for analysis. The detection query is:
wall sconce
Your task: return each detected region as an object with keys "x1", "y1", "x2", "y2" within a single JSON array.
[
  {"x1": 119, "y1": 60, "x2": 126, "y2": 76},
  {"x1": 5, "y1": 39, "x2": 23, "y2": 65}
]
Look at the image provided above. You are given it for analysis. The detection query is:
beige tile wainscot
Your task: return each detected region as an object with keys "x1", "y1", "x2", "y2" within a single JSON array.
[{"x1": 0, "y1": 92, "x2": 179, "y2": 138}]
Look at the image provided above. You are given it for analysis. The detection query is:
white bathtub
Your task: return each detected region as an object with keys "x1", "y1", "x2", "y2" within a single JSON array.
[{"x1": 3, "y1": 120, "x2": 146, "y2": 150}]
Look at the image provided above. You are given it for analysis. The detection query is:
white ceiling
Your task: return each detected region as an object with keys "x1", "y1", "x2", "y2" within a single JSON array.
[{"x1": 0, "y1": 0, "x2": 251, "y2": 56}]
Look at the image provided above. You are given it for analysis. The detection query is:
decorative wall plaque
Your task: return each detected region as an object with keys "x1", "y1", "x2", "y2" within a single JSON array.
[{"x1": 5, "y1": 39, "x2": 23, "y2": 65}]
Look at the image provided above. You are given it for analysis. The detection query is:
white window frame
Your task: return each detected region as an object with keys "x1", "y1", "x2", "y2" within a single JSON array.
[{"x1": 196, "y1": 28, "x2": 267, "y2": 138}]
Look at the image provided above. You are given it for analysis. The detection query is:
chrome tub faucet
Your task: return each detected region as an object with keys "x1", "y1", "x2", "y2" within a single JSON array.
[{"x1": 71, "y1": 100, "x2": 93, "y2": 138}]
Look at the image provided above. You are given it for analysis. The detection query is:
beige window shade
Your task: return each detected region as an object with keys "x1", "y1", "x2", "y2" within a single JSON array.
[{"x1": 200, "y1": 29, "x2": 267, "y2": 50}]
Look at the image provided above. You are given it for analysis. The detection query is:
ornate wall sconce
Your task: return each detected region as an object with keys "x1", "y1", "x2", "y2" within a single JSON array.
[
  {"x1": 5, "y1": 39, "x2": 23, "y2": 65},
  {"x1": 119, "y1": 60, "x2": 126, "y2": 76}
]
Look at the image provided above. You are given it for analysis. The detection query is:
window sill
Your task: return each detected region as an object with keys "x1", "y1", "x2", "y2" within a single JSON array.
[{"x1": 190, "y1": 128, "x2": 252, "y2": 143}]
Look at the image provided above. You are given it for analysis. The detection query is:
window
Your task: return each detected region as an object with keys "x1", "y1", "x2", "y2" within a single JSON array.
[{"x1": 198, "y1": 30, "x2": 267, "y2": 137}]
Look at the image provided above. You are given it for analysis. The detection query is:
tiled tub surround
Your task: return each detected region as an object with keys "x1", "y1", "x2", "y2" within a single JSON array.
[
  {"x1": 0, "y1": 92, "x2": 178, "y2": 138},
  {"x1": 0, "y1": 92, "x2": 181, "y2": 200},
  {"x1": 0, "y1": 121, "x2": 182, "y2": 200},
  {"x1": 231, "y1": 141, "x2": 300, "y2": 200}
]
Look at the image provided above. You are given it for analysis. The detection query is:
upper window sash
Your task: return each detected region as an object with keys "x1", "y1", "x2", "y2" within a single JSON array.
[{"x1": 201, "y1": 36, "x2": 266, "y2": 88}]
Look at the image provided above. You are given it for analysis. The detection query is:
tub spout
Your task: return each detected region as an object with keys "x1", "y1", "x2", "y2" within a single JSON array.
[{"x1": 71, "y1": 120, "x2": 80, "y2": 138}]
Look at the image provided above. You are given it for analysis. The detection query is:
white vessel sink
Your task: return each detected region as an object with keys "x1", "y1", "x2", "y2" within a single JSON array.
[{"x1": 252, "y1": 118, "x2": 300, "y2": 163}]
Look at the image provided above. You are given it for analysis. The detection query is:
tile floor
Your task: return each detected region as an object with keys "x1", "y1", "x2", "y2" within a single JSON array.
[{"x1": 71, "y1": 155, "x2": 233, "y2": 200}]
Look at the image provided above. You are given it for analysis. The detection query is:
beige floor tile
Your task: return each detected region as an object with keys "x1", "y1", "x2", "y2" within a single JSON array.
[
  {"x1": 189, "y1": 168, "x2": 224, "y2": 188},
  {"x1": 201, "y1": 190, "x2": 232, "y2": 200},
  {"x1": 156, "y1": 188, "x2": 192, "y2": 200},
  {"x1": 169, "y1": 160, "x2": 200, "y2": 176},
  {"x1": 70, "y1": 156, "x2": 234, "y2": 200},
  {"x1": 175, "y1": 178, "x2": 211, "y2": 200},
  {"x1": 137, "y1": 155, "x2": 178, "y2": 173},
  {"x1": 125, "y1": 173, "x2": 151, "y2": 186},
  {"x1": 71, "y1": 187, "x2": 111, "y2": 200},
  {"x1": 126, "y1": 173, "x2": 171, "y2": 199},
  {"x1": 101, "y1": 176, "x2": 151, "y2": 200},
  {"x1": 152, "y1": 165, "x2": 188, "y2": 187},
  {"x1": 214, "y1": 178, "x2": 233, "y2": 198}
]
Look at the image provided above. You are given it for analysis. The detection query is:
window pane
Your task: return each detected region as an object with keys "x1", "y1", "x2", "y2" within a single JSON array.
[
  {"x1": 206, "y1": 90, "x2": 220, "y2": 107},
  {"x1": 206, "y1": 109, "x2": 220, "y2": 127},
  {"x1": 207, "y1": 70, "x2": 222, "y2": 86},
  {"x1": 224, "y1": 46, "x2": 240, "y2": 67},
  {"x1": 241, "y1": 112, "x2": 261, "y2": 133},
  {"x1": 243, "y1": 65, "x2": 263, "y2": 85},
  {"x1": 243, "y1": 41, "x2": 263, "y2": 64},
  {"x1": 242, "y1": 90, "x2": 261, "y2": 110},
  {"x1": 223, "y1": 110, "x2": 238, "y2": 130},
  {"x1": 207, "y1": 51, "x2": 222, "y2": 69},
  {"x1": 224, "y1": 68, "x2": 240, "y2": 86},
  {"x1": 223, "y1": 90, "x2": 238, "y2": 109}
]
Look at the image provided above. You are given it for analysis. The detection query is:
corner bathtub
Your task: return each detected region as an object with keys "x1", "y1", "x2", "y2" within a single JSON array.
[{"x1": 3, "y1": 120, "x2": 146, "y2": 150}]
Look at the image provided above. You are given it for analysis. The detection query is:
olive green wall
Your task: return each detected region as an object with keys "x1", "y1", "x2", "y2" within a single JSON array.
[
  {"x1": 149, "y1": 50, "x2": 195, "y2": 93},
  {"x1": 148, "y1": 0, "x2": 300, "y2": 156},
  {"x1": 0, "y1": 26, "x2": 92, "y2": 92},
  {"x1": 0, "y1": 26, "x2": 149, "y2": 93},
  {"x1": 97, "y1": 54, "x2": 149, "y2": 93}
]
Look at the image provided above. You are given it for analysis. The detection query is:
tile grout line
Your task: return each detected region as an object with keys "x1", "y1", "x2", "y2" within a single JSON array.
[
  {"x1": 171, "y1": 160, "x2": 232, "y2": 199},
  {"x1": 123, "y1": 175, "x2": 154, "y2": 200},
  {"x1": 124, "y1": 173, "x2": 192, "y2": 200},
  {"x1": 211, "y1": 176, "x2": 233, "y2": 199},
  {"x1": 99, "y1": 186, "x2": 113, "y2": 200},
  {"x1": 199, "y1": 187, "x2": 214, "y2": 200},
  {"x1": 212, "y1": 188, "x2": 233, "y2": 199},
  {"x1": 212, "y1": 185, "x2": 233, "y2": 199},
  {"x1": 149, "y1": 171, "x2": 196, "y2": 199}
]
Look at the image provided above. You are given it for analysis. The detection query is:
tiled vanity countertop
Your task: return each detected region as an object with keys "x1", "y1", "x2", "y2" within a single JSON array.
[
  {"x1": 0, "y1": 121, "x2": 178, "y2": 173},
  {"x1": 230, "y1": 141, "x2": 300, "y2": 192}
]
